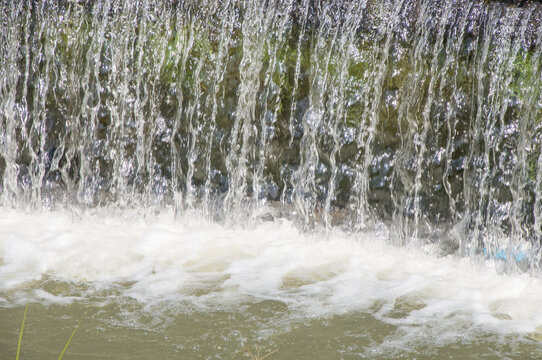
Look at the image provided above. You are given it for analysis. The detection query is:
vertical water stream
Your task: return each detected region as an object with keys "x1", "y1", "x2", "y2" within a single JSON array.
[{"x1": 1, "y1": 0, "x2": 541, "y2": 267}]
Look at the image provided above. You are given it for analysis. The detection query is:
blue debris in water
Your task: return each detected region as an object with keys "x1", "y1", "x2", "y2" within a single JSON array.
[{"x1": 484, "y1": 247, "x2": 528, "y2": 263}]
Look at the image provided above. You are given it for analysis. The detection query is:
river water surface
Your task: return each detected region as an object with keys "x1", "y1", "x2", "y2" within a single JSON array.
[{"x1": 1, "y1": 209, "x2": 542, "y2": 358}]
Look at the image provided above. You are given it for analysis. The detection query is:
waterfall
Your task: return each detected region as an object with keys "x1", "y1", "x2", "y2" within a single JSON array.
[{"x1": 1, "y1": 0, "x2": 541, "y2": 267}]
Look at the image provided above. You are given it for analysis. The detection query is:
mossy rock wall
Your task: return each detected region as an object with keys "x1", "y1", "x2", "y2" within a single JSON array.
[{"x1": 1, "y1": 0, "x2": 541, "y2": 242}]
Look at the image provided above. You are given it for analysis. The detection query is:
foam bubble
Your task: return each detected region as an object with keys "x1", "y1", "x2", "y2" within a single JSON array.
[{"x1": 1, "y1": 208, "x2": 542, "y2": 340}]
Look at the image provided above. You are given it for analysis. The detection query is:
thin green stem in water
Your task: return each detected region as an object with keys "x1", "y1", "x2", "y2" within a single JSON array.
[
  {"x1": 58, "y1": 310, "x2": 87, "y2": 360},
  {"x1": 16, "y1": 304, "x2": 29, "y2": 360}
]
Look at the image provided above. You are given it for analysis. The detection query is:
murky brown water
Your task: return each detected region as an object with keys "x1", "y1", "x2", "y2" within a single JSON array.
[{"x1": 2, "y1": 296, "x2": 541, "y2": 359}]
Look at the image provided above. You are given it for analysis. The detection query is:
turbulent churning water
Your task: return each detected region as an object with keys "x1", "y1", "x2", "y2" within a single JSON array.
[{"x1": 1, "y1": 0, "x2": 542, "y2": 358}]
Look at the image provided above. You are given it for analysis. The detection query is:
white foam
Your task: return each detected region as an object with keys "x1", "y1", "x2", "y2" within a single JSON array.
[{"x1": 1, "y1": 208, "x2": 542, "y2": 339}]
